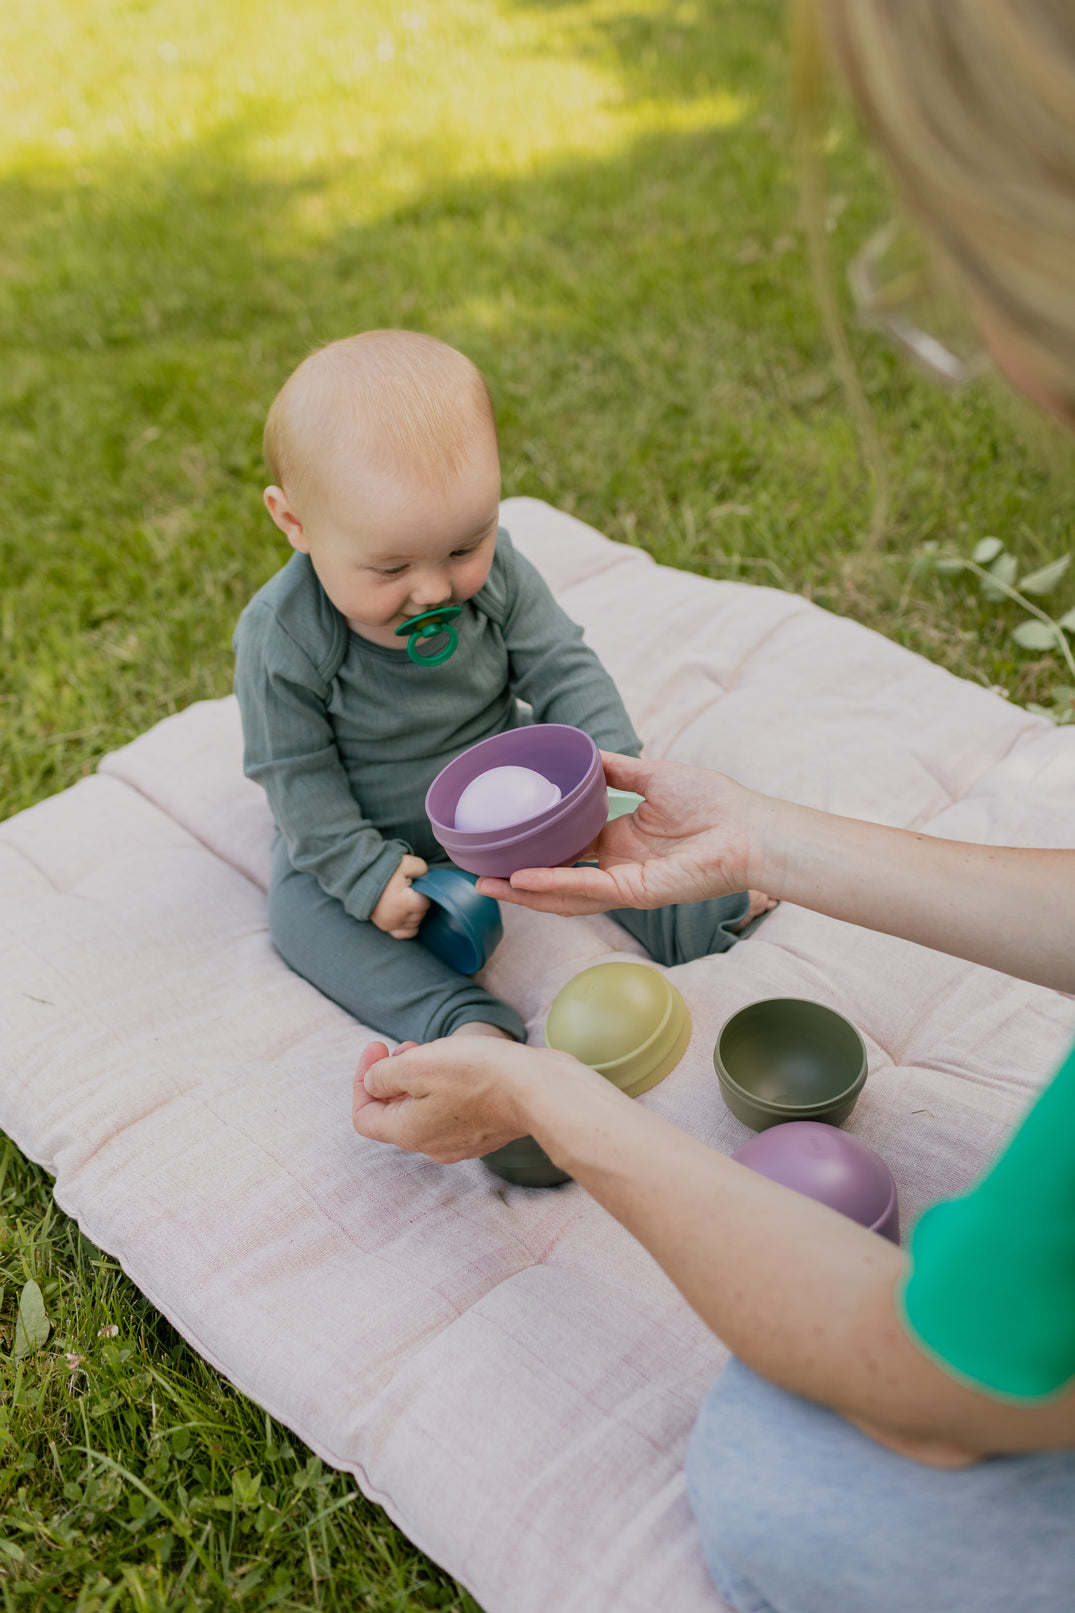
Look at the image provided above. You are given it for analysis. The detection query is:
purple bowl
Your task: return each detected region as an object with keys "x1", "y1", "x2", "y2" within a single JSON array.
[
  {"x1": 426, "y1": 724, "x2": 608, "y2": 878},
  {"x1": 731, "y1": 1120, "x2": 900, "y2": 1242}
]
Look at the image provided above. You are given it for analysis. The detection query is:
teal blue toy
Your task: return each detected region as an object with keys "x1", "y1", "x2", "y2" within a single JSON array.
[
  {"x1": 394, "y1": 606, "x2": 462, "y2": 666},
  {"x1": 412, "y1": 866, "x2": 503, "y2": 975}
]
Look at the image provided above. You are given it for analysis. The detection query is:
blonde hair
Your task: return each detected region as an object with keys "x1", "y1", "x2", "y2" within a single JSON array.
[
  {"x1": 816, "y1": 0, "x2": 1075, "y2": 406},
  {"x1": 263, "y1": 330, "x2": 496, "y2": 511}
]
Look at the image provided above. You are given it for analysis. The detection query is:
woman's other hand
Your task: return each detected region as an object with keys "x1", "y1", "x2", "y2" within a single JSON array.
[{"x1": 352, "y1": 1036, "x2": 600, "y2": 1161}]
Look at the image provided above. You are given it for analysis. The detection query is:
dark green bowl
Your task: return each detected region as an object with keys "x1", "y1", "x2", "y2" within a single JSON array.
[
  {"x1": 481, "y1": 1135, "x2": 571, "y2": 1189},
  {"x1": 713, "y1": 998, "x2": 868, "y2": 1131}
]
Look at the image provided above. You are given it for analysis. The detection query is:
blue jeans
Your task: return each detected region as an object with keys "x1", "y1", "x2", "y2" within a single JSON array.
[{"x1": 687, "y1": 1360, "x2": 1075, "y2": 1613}]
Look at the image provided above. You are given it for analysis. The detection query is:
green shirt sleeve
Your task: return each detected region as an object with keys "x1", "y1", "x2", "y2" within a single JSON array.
[
  {"x1": 233, "y1": 599, "x2": 408, "y2": 922},
  {"x1": 900, "y1": 1037, "x2": 1075, "y2": 1402},
  {"x1": 489, "y1": 532, "x2": 643, "y2": 756}
]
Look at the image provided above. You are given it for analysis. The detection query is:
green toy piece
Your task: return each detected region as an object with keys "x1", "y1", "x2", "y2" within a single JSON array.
[
  {"x1": 394, "y1": 606, "x2": 462, "y2": 666},
  {"x1": 483, "y1": 962, "x2": 691, "y2": 1191},
  {"x1": 546, "y1": 961, "x2": 692, "y2": 1098},
  {"x1": 713, "y1": 997, "x2": 868, "y2": 1131},
  {"x1": 480, "y1": 1136, "x2": 571, "y2": 1189},
  {"x1": 605, "y1": 787, "x2": 644, "y2": 821}
]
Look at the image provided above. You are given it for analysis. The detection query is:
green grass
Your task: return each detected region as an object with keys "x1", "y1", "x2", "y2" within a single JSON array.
[
  {"x1": 1, "y1": 0, "x2": 1074, "y2": 1605},
  {"x1": 0, "y1": 1143, "x2": 478, "y2": 1611}
]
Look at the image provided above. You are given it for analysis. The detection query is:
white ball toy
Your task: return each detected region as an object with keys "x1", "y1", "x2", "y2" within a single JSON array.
[{"x1": 454, "y1": 765, "x2": 562, "y2": 833}]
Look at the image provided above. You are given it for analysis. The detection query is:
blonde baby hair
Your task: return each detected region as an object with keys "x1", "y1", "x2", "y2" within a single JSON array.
[{"x1": 263, "y1": 330, "x2": 496, "y2": 513}]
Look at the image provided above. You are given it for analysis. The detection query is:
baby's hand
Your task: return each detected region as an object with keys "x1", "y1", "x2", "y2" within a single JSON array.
[{"x1": 371, "y1": 855, "x2": 431, "y2": 939}]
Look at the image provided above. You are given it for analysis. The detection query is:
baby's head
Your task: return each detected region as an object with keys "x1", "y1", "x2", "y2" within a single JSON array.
[{"x1": 263, "y1": 330, "x2": 501, "y2": 643}]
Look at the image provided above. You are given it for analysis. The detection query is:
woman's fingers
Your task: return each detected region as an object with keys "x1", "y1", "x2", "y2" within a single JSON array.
[
  {"x1": 353, "y1": 1040, "x2": 391, "y2": 1121},
  {"x1": 352, "y1": 1092, "x2": 414, "y2": 1146},
  {"x1": 353, "y1": 1037, "x2": 422, "y2": 1121},
  {"x1": 599, "y1": 751, "x2": 651, "y2": 793},
  {"x1": 357, "y1": 1040, "x2": 391, "y2": 1079},
  {"x1": 476, "y1": 864, "x2": 627, "y2": 914}
]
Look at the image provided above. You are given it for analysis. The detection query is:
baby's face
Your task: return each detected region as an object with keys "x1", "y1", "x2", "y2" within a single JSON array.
[{"x1": 285, "y1": 431, "x2": 501, "y2": 647}]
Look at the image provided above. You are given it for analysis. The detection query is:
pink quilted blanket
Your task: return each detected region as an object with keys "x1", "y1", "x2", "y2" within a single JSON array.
[{"x1": 3, "y1": 498, "x2": 1074, "y2": 1612}]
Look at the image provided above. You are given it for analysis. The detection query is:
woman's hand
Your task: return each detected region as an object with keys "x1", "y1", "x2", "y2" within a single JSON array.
[
  {"x1": 351, "y1": 1032, "x2": 1075, "y2": 1460},
  {"x1": 474, "y1": 750, "x2": 1075, "y2": 995},
  {"x1": 352, "y1": 1036, "x2": 602, "y2": 1161},
  {"x1": 476, "y1": 752, "x2": 759, "y2": 915}
]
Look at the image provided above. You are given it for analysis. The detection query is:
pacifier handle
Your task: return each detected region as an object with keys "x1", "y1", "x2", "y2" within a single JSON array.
[{"x1": 393, "y1": 606, "x2": 462, "y2": 667}]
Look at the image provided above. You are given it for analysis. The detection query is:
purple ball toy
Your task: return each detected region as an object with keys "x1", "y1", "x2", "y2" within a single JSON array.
[
  {"x1": 426, "y1": 724, "x2": 608, "y2": 878},
  {"x1": 732, "y1": 1120, "x2": 900, "y2": 1242}
]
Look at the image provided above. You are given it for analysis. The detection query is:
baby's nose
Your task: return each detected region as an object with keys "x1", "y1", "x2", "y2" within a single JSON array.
[{"x1": 410, "y1": 569, "x2": 452, "y2": 608}]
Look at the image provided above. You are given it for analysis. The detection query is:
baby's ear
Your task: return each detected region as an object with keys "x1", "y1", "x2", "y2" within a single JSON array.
[{"x1": 264, "y1": 485, "x2": 308, "y2": 552}]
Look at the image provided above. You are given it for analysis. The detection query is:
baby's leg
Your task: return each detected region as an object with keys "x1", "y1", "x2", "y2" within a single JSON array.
[
  {"x1": 451, "y1": 1022, "x2": 515, "y2": 1039},
  {"x1": 610, "y1": 890, "x2": 767, "y2": 967},
  {"x1": 268, "y1": 838, "x2": 525, "y2": 1044}
]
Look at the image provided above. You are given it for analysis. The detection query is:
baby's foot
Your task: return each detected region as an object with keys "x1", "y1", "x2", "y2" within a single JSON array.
[{"x1": 732, "y1": 890, "x2": 778, "y2": 934}]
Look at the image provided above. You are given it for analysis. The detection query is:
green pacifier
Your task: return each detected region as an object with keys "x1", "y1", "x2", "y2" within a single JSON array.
[{"x1": 394, "y1": 606, "x2": 462, "y2": 667}]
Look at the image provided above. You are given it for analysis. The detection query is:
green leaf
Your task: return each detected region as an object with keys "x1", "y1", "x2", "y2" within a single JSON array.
[
  {"x1": 232, "y1": 1468, "x2": 263, "y2": 1507},
  {"x1": 933, "y1": 557, "x2": 965, "y2": 576},
  {"x1": 1057, "y1": 606, "x2": 1075, "y2": 634},
  {"x1": 1027, "y1": 700, "x2": 1075, "y2": 726},
  {"x1": 1018, "y1": 554, "x2": 1071, "y2": 596},
  {"x1": 972, "y1": 536, "x2": 1004, "y2": 564},
  {"x1": 980, "y1": 553, "x2": 1018, "y2": 600},
  {"x1": 1011, "y1": 621, "x2": 1061, "y2": 651},
  {"x1": 12, "y1": 1279, "x2": 50, "y2": 1358}
]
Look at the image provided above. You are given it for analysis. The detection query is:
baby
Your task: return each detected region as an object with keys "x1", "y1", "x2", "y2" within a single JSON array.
[{"x1": 234, "y1": 330, "x2": 769, "y2": 1047}]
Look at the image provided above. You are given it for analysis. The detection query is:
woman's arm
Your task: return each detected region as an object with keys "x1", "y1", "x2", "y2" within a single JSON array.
[
  {"x1": 477, "y1": 753, "x2": 1075, "y2": 995},
  {"x1": 352, "y1": 1037, "x2": 1075, "y2": 1460}
]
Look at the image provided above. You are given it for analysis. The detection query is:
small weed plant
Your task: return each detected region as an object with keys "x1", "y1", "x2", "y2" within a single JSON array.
[{"x1": 924, "y1": 536, "x2": 1075, "y2": 724}]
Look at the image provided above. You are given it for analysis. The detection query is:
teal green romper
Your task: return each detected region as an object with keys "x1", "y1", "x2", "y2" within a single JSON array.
[{"x1": 234, "y1": 530, "x2": 750, "y2": 1042}]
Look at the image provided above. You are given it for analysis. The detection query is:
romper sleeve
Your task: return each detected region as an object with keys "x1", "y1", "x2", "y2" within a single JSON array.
[
  {"x1": 489, "y1": 531, "x2": 643, "y2": 756},
  {"x1": 234, "y1": 601, "x2": 409, "y2": 921},
  {"x1": 899, "y1": 1039, "x2": 1075, "y2": 1402}
]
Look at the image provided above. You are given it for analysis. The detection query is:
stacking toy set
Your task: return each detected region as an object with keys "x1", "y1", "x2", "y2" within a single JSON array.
[
  {"x1": 713, "y1": 998, "x2": 868, "y2": 1130},
  {"x1": 545, "y1": 962, "x2": 691, "y2": 1098},
  {"x1": 416, "y1": 723, "x2": 634, "y2": 980},
  {"x1": 454, "y1": 766, "x2": 562, "y2": 833},
  {"x1": 715, "y1": 997, "x2": 898, "y2": 1241},
  {"x1": 482, "y1": 960, "x2": 693, "y2": 1189},
  {"x1": 420, "y1": 724, "x2": 898, "y2": 1232},
  {"x1": 412, "y1": 867, "x2": 503, "y2": 977},
  {"x1": 731, "y1": 1123, "x2": 899, "y2": 1242},
  {"x1": 426, "y1": 724, "x2": 609, "y2": 879},
  {"x1": 422, "y1": 724, "x2": 657, "y2": 1189}
]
